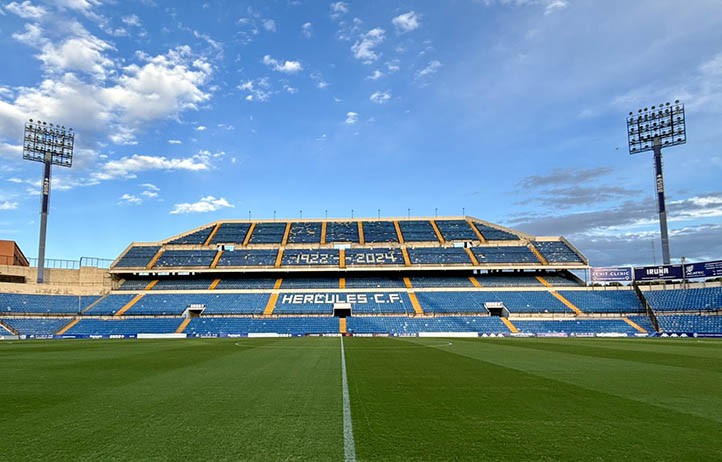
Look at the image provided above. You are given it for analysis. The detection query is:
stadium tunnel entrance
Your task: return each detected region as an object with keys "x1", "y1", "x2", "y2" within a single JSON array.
[
  {"x1": 484, "y1": 302, "x2": 510, "y2": 318},
  {"x1": 333, "y1": 302, "x2": 352, "y2": 318}
]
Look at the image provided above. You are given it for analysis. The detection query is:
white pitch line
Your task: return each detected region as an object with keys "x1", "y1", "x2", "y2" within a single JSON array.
[{"x1": 341, "y1": 336, "x2": 356, "y2": 462}]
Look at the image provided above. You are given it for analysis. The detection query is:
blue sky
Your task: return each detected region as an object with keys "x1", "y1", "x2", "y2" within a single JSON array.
[{"x1": 1, "y1": 0, "x2": 721, "y2": 266}]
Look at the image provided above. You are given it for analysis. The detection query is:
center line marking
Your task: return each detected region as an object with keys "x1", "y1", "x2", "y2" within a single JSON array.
[{"x1": 341, "y1": 336, "x2": 356, "y2": 462}]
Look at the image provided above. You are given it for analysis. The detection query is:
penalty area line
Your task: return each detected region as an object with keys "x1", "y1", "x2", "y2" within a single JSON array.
[{"x1": 341, "y1": 336, "x2": 356, "y2": 462}]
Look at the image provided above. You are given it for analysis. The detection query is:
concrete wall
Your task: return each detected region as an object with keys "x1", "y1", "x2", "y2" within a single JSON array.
[{"x1": 0, "y1": 265, "x2": 112, "y2": 295}]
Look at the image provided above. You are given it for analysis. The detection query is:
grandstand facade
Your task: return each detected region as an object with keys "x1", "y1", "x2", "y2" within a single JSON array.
[{"x1": 1, "y1": 216, "x2": 721, "y2": 339}]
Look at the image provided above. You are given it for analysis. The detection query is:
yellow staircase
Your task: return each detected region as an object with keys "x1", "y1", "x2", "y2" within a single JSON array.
[
  {"x1": 176, "y1": 318, "x2": 192, "y2": 334},
  {"x1": 501, "y1": 318, "x2": 519, "y2": 333},
  {"x1": 339, "y1": 318, "x2": 347, "y2": 334}
]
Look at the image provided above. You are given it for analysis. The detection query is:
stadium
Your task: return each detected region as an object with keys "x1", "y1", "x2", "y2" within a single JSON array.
[{"x1": 2, "y1": 1, "x2": 722, "y2": 460}]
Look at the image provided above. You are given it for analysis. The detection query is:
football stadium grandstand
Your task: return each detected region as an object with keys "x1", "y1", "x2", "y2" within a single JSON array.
[{"x1": 1, "y1": 216, "x2": 721, "y2": 340}]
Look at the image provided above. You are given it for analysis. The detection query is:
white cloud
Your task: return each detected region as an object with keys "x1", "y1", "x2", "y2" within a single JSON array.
[
  {"x1": 345, "y1": 111, "x2": 358, "y2": 124},
  {"x1": 196, "y1": 125, "x2": 207, "y2": 131},
  {"x1": 330, "y1": 2, "x2": 348, "y2": 17},
  {"x1": 367, "y1": 70, "x2": 384, "y2": 80},
  {"x1": 392, "y1": 11, "x2": 420, "y2": 33},
  {"x1": 416, "y1": 60, "x2": 442, "y2": 79},
  {"x1": 141, "y1": 190, "x2": 158, "y2": 199},
  {"x1": 262, "y1": 55, "x2": 303, "y2": 73},
  {"x1": 118, "y1": 193, "x2": 142, "y2": 206},
  {"x1": 141, "y1": 183, "x2": 160, "y2": 191},
  {"x1": 351, "y1": 28, "x2": 385, "y2": 63},
  {"x1": 238, "y1": 78, "x2": 271, "y2": 102},
  {"x1": 0, "y1": 201, "x2": 19, "y2": 210},
  {"x1": 544, "y1": 0, "x2": 569, "y2": 15},
  {"x1": 93, "y1": 152, "x2": 213, "y2": 181},
  {"x1": 5, "y1": 1, "x2": 47, "y2": 19},
  {"x1": 262, "y1": 19, "x2": 277, "y2": 32},
  {"x1": 301, "y1": 22, "x2": 313, "y2": 38},
  {"x1": 170, "y1": 195, "x2": 234, "y2": 214},
  {"x1": 369, "y1": 90, "x2": 391, "y2": 104},
  {"x1": 122, "y1": 14, "x2": 141, "y2": 27},
  {"x1": 168, "y1": 139, "x2": 182, "y2": 144}
]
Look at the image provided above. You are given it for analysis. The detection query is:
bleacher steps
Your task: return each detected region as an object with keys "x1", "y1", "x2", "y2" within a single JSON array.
[
  {"x1": 281, "y1": 222, "x2": 292, "y2": 246},
  {"x1": 146, "y1": 248, "x2": 164, "y2": 269},
  {"x1": 622, "y1": 317, "x2": 647, "y2": 334},
  {"x1": 468, "y1": 220, "x2": 487, "y2": 243},
  {"x1": 209, "y1": 279, "x2": 221, "y2": 290},
  {"x1": 339, "y1": 277, "x2": 346, "y2": 289},
  {"x1": 203, "y1": 223, "x2": 221, "y2": 246},
  {"x1": 0, "y1": 319, "x2": 19, "y2": 335},
  {"x1": 501, "y1": 317, "x2": 519, "y2": 333},
  {"x1": 529, "y1": 244, "x2": 549, "y2": 265},
  {"x1": 408, "y1": 292, "x2": 424, "y2": 315},
  {"x1": 536, "y1": 276, "x2": 552, "y2": 287},
  {"x1": 464, "y1": 247, "x2": 480, "y2": 266},
  {"x1": 81, "y1": 293, "x2": 110, "y2": 314},
  {"x1": 403, "y1": 277, "x2": 413, "y2": 289},
  {"x1": 145, "y1": 280, "x2": 158, "y2": 290},
  {"x1": 274, "y1": 248, "x2": 284, "y2": 268},
  {"x1": 394, "y1": 221, "x2": 405, "y2": 244},
  {"x1": 56, "y1": 318, "x2": 80, "y2": 335},
  {"x1": 339, "y1": 318, "x2": 347, "y2": 334},
  {"x1": 274, "y1": 278, "x2": 283, "y2": 289},
  {"x1": 469, "y1": 277, "x2": 481, "y2": 288},
  {"x1": 549, "y1": 291, "x2": 583, "y2": 315},
  {"x1": 401, "y1": 248, "x2": 411, "y2": 267},
  {"x1": 430, "y1": 220, "x2": 445, "y2": 244},
  {"x1": 243, "y1": 223, "x2": 256, "y2": 246},
  {"x1": 320, "y1": 222, "x2": 327, "y2": 245},
  {"x1": 115, "y1": 294, "x2": 145, "y2": 317},
  {"x1": 210, "y1": 250, "x2": 223, "y2": 269},
  {"x1": 357, "y1": 221, "x2": 365, "y2": 245},
  {"x1": 176, "y1": 318, "x2": 192, "y2": 334},
  {"x1": 339, "y1": 248, "x2": 346, "y2": 269},
  {"x1": 264, "y1": 293, "x2": 279, "y2": 316}
]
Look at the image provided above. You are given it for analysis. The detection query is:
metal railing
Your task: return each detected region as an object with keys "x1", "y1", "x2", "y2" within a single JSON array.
[{"x1": 23, "y1": 257, "x2": 114, "y2": 270}]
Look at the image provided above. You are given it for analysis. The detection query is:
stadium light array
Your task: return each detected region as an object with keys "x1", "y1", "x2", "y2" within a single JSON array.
[
  {"x1": 22, "y1": 119, "x2": 75, "y2": 283},
  {"x1": 626, "y1": 101, "x2": 686, "y2": 265}
]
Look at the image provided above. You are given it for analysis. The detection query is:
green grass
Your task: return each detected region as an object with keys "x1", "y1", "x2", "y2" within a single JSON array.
[{"x1": 1, "y1": 338, "x2": 722, "y2": 461}]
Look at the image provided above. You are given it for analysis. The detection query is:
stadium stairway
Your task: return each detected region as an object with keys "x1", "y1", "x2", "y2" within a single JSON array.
[
  {"x1": 0, "y1": 319, "x2": 18, "y2": 335},
  {"x1": 622, "y1": 317, "x2": 648, "y2": 334},
  {"x1": 115, "y1": 294, "x2": 145, "y2": 317},
  {"x1": 264, "y1": 294, "x2": 279, "y2": 315},
  {"x1": 538, "y1": 277, "x2": 583, "y2": 315},
  {"x1": 339, "y1": 318, "x2": 347, "y2": 334},
  {"x1": 501, "y1": 317, "x2": 519, "y2": 333},
  {"x1": 56, "y1": 318, "x2": 80, "y2": 335},
  {"x1": 176, "y1": 318, "x2": 192, "y2": 334}
]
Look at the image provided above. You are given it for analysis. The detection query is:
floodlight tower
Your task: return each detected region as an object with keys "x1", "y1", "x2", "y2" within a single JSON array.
[
  {"x1": 22, "y1": 119, "x2": 74, "y2": 283},
  {"x1": 626, "y1": 100, "x2": 686, "y2": 265}
]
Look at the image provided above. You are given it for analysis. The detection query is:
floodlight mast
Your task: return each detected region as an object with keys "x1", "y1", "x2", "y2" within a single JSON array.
[
  {"x1": 626, "y1": 101, "x2": 686, "y2": 265},
  {"x1": 22, "y1": 119, "x2": 74, "y2": 283}
]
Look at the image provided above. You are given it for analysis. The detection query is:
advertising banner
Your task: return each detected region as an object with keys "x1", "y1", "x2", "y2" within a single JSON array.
[
  {"x1": 682, "y1": 260, "x2": 722, "y2": 279},
  {"x1": 633, "y1": 265, "x2": 683, "y2": 281},
  {"x1": 590, "y1": 267, "x2": 633, "y2": 282}
]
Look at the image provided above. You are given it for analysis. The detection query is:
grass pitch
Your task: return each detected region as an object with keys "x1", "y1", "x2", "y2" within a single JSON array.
[{"x1": 1, "y1": 337, "x2": 721, "y2": 461}]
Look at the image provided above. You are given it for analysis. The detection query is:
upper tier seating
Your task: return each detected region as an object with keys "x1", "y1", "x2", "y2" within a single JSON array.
[
  {"x1": 281, "y1": 277, "x2": 340, "y2": 289},
  {"x1": 409, "y1": 276, "x2": 475, "y2": 288},
  {"x1": 187, "y1": 316, "x2": 339, "y2": 336},
  {"x1": 344, "y1": 276, "x2": 406, "y2": 288},
  {"x1": 656, "y1": 314, "x2": 722, "y2": 333},
  {"x1": 118, "y1": 279, "x2": 152, "y2": 291},
  {"x1": 346, "y1": 316, "x2": 508, "y2": 335},
  {"x1": 1, "y1": 318, "x2": 70, "y2": 336},
  {"x1": 287, "y1": 222, "x2": 322, "y2": 244},
  {"x1": 273, "y1": 292, "x2": 411, "y2": 315},
  {"x1": 472, "y1": 246, "x2": 538, "y2": 264},
  {"x1": 345, "y1": 248, "x2": 405, "y2": 266},
  {"x1": 282, "y1": 249, "x2": 340, "y2": 266},
  {"x1": 326, "y1": 222, "x2": 359, "y2": 243},
  {"x1": 559, "y1": 290, "x2": 645, "y2": 313},
  {"x1": 84, "y1": 294, "x2": 137, "y2": 315},
  {"x1": 513, "y1": 319, "x2": 641, "y2": 335},
  {"x1": 216, "y1": 249, "x2": 278, "y2": 267},
  {"x1": 407, "y1": 247, "x2": 471, "y2": 265},
  {"x1": 399, "y1": 220, "x2": 438, "y2": 242},
  {"x1": 167, "y1": 227, "x2": 214, "y2": 245},
  {"x1": 215, "y1": 278, "x2": 278, "y2": 289},
  {"x1": 210, "y1": 223, "x2": 251, "y2": 244},
  {"x1": 435, "y1": 220, "x2": 479, "y2": 241},
  {"x1": 477, "y1": 273, "x2": 544, "y2": 287},
  {"x1": 154, "y1": 249, "x2": 218, "y2": 268},
  {"x1": 532, "y1": 241, "x2": 584, "y2": 263},
  {"x1": 362, "y1": 221, "x2": 399, "y2": 243},
  {"x1": 643, "y1": 287, "x2": 722, "y2": 312},
  {"x1": 152, "y1": 279, "x2": 216, "y2": 290},
  {"x1": 65, "y1": 318, "x2": 183, "y2": 336},
  {"x1": 0, "y1": 294, "x2": 99, "y2": 314},
  {"x1": 473, "y1": 223, "x2": 519, "y2": 241},
  {"x1": 114, "y1": 246, "x2": 160, "y2": 268},
  {"x1": 249, "y1": 222, "x2": 286, "y2": 244}
]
